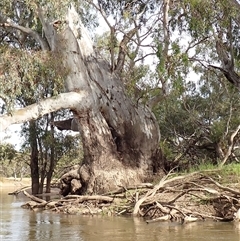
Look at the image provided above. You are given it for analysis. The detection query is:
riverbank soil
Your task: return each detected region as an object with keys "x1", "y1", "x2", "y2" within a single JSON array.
[{"x1": 8, "y1": 170, "x2": 240, "y2": 223}]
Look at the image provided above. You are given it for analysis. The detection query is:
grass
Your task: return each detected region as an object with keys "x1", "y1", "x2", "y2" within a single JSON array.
[
  {"x1": 184, "y1": 161, "x2": 240, "y2": 184},
  {"x1": 223, "y1": 163, "x2": 240, "y2": 175},
  {"x1": 189, "y1": 162, "x2": 217, "y2": 173}
]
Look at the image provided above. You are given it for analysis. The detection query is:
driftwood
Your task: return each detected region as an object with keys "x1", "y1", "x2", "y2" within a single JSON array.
[
  {"x1": 133, "y1": 172, "x2": 240, "y2": 222},
  {"x1": 8, "y1": 186, "x2": 31, "y2": 195},
  {"x1": 63, "y1": 195, "x2": 114, "y2": 202},
  {"x1": 20, "y1": 172, "x2": 240, "y2": 222}
]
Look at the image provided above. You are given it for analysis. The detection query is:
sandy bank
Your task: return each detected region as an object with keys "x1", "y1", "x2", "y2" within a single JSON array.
[{"x1": 0, "y1": 177, "x2": 31, "y2": 188}]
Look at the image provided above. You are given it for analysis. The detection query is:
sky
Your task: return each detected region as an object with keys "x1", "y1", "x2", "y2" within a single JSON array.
[{"x1": 1, "y1": 123, "x2": 24, "y2": 150}]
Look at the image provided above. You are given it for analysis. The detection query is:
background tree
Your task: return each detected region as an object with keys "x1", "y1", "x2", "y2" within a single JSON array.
[
  {"x1": 0, "y1": 143, "x2": 30, "y2": 178},
  {"x1": 152, "y1": 0, "x2": 240, "y2": 169},
  {"x1": 19, "y1": 110, "x2": 82, "y2": 194}
]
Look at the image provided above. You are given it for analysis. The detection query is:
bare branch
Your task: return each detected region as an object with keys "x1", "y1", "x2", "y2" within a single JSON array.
[
  {"x1": 185, "y1": 37, "x2": 209, "y2": 54},
  {"x1": 23, "y1": 190, "x2": 47, "y2": 204},
  {"x1": 0, "y1": 14, "x2": 49, "y2": 51},
  {"x1": 115, "y1": 27, "x2": 139, "y2": 73},
  {"x1": 134, "y1": 52, "x2": 156, "y2": 64},
  {"x1": 133, "y1": 172, "x2": 199, "y2": 216},
  {"x1": 86, "y1": 0, "x2": 113, "y2": 30},
  {"x1": 207, "y1": 176, "x2": 240, "y2": 195},
  {"x1": 224, "y1": 102, "x2": 233, "y2": 138},
  {"x1": 219, "y1": 124, "x2": 240, "y2": 168},
  {"x1": 0, "y1": 91, "x2": 87, "y2": 131},
  {"x1": 209, "y1": 65, "x2": 240, "y2": 91}
]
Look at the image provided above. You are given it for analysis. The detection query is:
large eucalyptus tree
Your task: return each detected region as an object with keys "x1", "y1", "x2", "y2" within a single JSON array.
[{"x1": 0, "y1": 0, "x2": 162, "y2": 195}]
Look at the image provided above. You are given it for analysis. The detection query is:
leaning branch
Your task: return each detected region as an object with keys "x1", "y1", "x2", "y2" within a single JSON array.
[
  {"x1": 0, "y1": 14, "x2": 49, "y2": 51},
  {"x1": 210, "y1": 31, "x2": 240, "y2": 90},
  {"x1": 219, "y1": 124, "x2": 240, "y2": 168},
  {"x1": 23, "y1": 190, "x2": 47, "y2": 204},
  {"x1": 209, "y1": 64, "x2": 240, "y2": 91},
  {"x1": 115, "y1": 27, "x2": 139, "y2": 73},
  {"x1": 0, "y1": 91, "x2": 87, "y2": 131}
]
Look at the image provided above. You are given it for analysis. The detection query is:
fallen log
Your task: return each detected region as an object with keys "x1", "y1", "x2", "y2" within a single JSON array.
[
  {"x1": 23, "y1": 190, "x2": 47, "y2": 204},
  {"x1": 63, "y1": 195, "x2": 114, "y2": 203},
  {"x1": 8, "y1": 186, "x2": 31, "y2": 195}
]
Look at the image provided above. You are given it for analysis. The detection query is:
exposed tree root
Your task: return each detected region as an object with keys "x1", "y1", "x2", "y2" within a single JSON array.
[{"x1": 19, "y1": 172, "x2": 240, "y2": 222}]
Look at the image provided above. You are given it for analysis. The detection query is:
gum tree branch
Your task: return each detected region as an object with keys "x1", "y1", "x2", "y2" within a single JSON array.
[
  {"x1": 0, "y1": 14, "x2": 49, "y2": 51},
  {"x1": 0, "y1": 91, "x2": 88, "y2": 131}
]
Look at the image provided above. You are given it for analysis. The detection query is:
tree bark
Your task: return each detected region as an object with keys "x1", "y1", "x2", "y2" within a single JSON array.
[
  {"x1": 210, "y1": 31, "x2": 240, "y2": 91},
  {"x1": 29, "y1": 121, "x2": 40, "y2": 195},
  {"x1": 0, "y1": 5, "x2": 163, "y2": 195},
  {"x1": 46, "y1": 113, "x2": 56, "y2": 193}
]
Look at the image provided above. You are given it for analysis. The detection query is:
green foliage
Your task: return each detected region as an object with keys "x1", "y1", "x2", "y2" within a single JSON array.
[
  {"x1": 20, "y1": 113, "x2": 83, "y2": 176},
  {"x1": 96, "y1": 0, "x2": 158, "y2": 19},
  {"x1": 187, "y1": 162, "x2": 217, "y2": 174},
  {"x1": 0, "y1": 143, "x2": 16, "y2": 161},
  {"x1": 0, "y1": 143, "x2": 30, "y2": 178},
  {"x1": 95, "y1": 31, "x2": 118, "y2": 61},
  {"x1": 0, "y1": 48, "x2": 66, "y2": 112},
  {"x1": 148, "y1": 0, "x2": 240, "y2": 171},
  {"x1": 223, "y1": 163, "x2": 240, "y2": 177},
  {"x1": 0, "y1": 0, "x2": 100, "y2": 113},
  {"x1": 153, "y1": 59, "x2": 240, "y2": 169},
  {"x1": 52, "y1": 133, "x2": 83, "y2": 170}
]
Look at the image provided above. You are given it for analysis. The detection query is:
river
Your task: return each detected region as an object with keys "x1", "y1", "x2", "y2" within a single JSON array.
[{"x1": 1, "y1": 187, "x2": 240, "y2": 241}]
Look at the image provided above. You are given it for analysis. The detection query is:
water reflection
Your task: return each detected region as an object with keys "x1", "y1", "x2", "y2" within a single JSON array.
[{"x1": 1, "y1": 188, "x2": 240, "y2": 241}]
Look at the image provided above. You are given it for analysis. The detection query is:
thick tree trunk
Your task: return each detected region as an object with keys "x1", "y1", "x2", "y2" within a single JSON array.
[
  {"x1": 51, "y1": 6, "x2": 163, "y2": 195},
  {"x1": 46, "y1": 173, "x2": 52, "y2": 193}
]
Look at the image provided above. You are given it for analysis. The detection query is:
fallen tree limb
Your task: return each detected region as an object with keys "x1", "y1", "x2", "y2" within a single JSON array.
[
  {"x1": 23, "y1": 190, "x2": 47, "y2": 204},
  {"x1": 207, "y1": 176, "x2": 240, "y2": 196},
  {"x1": 8, "y1": 186, "x2": 31, "y2": 195},
  {"x1": 133, "y1": 172, "x2": 199, "y2": 216},
  {"x1": 103, "y1": 183, "x2": 153, "y2": 196},
  {"x1": 63, "y1": 195, "x2": 114, "y2": 203}
]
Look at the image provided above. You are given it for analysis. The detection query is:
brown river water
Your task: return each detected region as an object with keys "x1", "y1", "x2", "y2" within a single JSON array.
[{"x1": 1, "y1": 187, "x2": 240, "y2": 241}]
